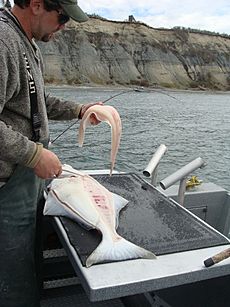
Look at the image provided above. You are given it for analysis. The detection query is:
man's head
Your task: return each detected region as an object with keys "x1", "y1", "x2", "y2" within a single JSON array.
[
  {"x1": 14, "y1": 0, "x2": 88, "y2": 23},
  {"x1": 12, "y1": 0, "x2": 88, "y2": 41}
]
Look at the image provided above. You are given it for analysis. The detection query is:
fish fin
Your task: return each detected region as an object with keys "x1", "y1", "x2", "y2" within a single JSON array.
[
  {"x1": 43, "y1": 191, "x2": 94, "y2": 230},
  {"x1": 78, "y1": 120, "x2": 87, "y2": 147},
  {"x1": 86, "y1": 237, "x2": 156, "y2": 267},
  {"x1": 78, "y1": 113, "x2": 94, "y2": 147},
  {"x1": 61, "y1": 164, "x2": 84, "y2": 177},
  {"x1": 112, "y1": 192, "x2": 129, "y2": 229},
  {"x1": 78, "y1": 105, "x2": 121, "y2": 175}
]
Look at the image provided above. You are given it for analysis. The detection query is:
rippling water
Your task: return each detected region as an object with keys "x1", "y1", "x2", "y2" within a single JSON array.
[{"x1": 47, "y1": 86, "x2": 230, "y2": 190}]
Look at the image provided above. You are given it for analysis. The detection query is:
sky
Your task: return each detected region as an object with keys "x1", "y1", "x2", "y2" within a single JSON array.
[
  {"x1": 6, "y1": 0, "x2": 230, "y2": 35},
  {"x1": 79, "y1": 0, "x2": 230, "y2": 35}
]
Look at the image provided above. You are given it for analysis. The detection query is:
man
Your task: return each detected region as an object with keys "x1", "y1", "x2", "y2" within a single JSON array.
[{"x1": 0, "y1": 1, "x2": 99, "y2": 306}]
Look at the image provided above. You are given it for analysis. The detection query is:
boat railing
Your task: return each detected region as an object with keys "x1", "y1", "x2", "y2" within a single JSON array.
[
  {"x1": 159, "y1": 157, "x2": 206, "y2": 206},
  {"x1": 143, "y1": 144, "x2": 167, "y2": 186}
]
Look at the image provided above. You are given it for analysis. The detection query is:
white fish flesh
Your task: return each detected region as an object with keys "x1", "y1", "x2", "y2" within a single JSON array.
[
  {"x1": 78, "y1": 105, "x2": 122, "y2": 175},
  {"x1": 43, "y1": 164, "x2": 156, "y2": 267}
]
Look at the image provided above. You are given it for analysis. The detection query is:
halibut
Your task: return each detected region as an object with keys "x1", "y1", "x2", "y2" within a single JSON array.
[{"x1": 44, "y1": 164, "x2": 156, "y2": 267}]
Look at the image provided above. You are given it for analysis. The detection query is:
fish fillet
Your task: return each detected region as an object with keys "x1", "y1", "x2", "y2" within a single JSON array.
[
  {"x1": 44, "y1": 164, "x2": 156, "y2": 267},
  {"x1": 78, "y1": 105, "x2": 122, "y2": 175}
]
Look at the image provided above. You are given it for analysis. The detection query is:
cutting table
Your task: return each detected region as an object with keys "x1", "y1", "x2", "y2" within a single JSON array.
[{"x1": 51, "y1": 173, "x2": 230, "y2": 302}]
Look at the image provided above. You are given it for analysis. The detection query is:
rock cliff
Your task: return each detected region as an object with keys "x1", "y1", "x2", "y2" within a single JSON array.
[{"x1": 38, "y1": 17, "x2": 230, "y2": 90}]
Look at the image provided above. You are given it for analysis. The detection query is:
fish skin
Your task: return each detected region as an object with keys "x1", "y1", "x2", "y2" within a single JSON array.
[
  {"x1": 78, "y1": 105, "x2": 122, "y2": 176},
  {"x1": 44, "y1": 164, "x2": 156, "y2": 267}
]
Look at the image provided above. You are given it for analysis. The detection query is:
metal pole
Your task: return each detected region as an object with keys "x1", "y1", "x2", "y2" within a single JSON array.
[
  {"x1": 178, "y1": 177, "x2": 187, "y2": 206},
  {"x1": 160, "y1": 157, "x2": 205, "y2": 190},
  {"x1": 150, "y1": 165, "x2": 159, "y2": 186},
  {"x1": 143, "y1": 144, "x2": 167, "y2": 186}
]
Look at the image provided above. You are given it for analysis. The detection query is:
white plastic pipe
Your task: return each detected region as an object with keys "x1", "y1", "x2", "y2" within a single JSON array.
[
  {"x1": 160, "y1": 157, "x2": 205, "y2": 190},
  {"x1": 178, "y1": 177, "x2": 187, "y2": 206},
  {"x1": 143, "y1": 144, "x2": 167, "y2": 178}
]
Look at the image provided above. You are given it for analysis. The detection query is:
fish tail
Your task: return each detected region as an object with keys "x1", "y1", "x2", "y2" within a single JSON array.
[{"x1": 86, "y1": 237, "x2": 156, "y2": 267}]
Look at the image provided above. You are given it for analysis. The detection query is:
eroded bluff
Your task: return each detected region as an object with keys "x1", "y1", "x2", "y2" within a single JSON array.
[{"x1": 38, "y1": 17, "x2": 230, "y2": 90}]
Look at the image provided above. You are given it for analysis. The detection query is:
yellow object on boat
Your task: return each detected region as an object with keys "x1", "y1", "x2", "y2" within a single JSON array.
[{"x1": 186, "y1": 176, "x2": 202, "y2": 189}]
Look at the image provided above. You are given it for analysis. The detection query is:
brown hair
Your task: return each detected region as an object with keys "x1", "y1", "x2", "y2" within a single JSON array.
[
  {"x1": 14, "y1": 0, "x2": 30, "y2": 8},
  {"x1": 14, "y1": 0, "x2": 61, "y2": 10}
]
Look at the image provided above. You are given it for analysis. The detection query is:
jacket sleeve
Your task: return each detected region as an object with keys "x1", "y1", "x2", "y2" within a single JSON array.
[
  {"x1": 45, "y1": 93, "x2": 83, "y2": 120},
  {"x1": 0, "y1": 40, "x2": 36, "y2": 165}
]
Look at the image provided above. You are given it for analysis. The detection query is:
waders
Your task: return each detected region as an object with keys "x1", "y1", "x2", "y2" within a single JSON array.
[{"x1": 0, "y1": 165, "x2": 44, "y2": 307}]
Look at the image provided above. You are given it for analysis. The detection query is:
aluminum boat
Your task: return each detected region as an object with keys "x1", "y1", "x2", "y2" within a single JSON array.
[{"x1": 40, "y1": 146, "x2": 230, "y2": 307}]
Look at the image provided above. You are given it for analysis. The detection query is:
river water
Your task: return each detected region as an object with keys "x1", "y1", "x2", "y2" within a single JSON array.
[{"x1": 47, "y1": 86, "x2": 230, "y2": 191}]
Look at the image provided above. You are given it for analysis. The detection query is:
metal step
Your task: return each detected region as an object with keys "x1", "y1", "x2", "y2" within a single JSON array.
[
  {"x1": 40, "y1": 221, "x2": 171, "y2": 307},
  {"x1": 43, "y1": 248, "x2": 75, "y2": 280},
  {"x1": 43, "y1": 276, "x2": 80, "y2": 290},
  {"x1": 40, "y1": 285, "x2": 125, "y2": 307}
]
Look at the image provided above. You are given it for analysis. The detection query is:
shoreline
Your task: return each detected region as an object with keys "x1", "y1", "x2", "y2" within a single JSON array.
[{"x1": 45, "y1": 83, "x2": 230, "y2": 95}]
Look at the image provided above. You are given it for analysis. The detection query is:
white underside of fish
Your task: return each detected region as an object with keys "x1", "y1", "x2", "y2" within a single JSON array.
[
  {"x1": 78, "y1": 105, "x2": 122, "y2": 175},
  {"x1": 43, "y1": 164, "x2": 156, "y2": 267}
]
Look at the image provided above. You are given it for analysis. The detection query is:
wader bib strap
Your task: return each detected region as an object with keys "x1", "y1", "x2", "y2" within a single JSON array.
[
  {"x1": 0, "y1": 165, "x2": 44, "y2": 307},
  {"x1": 23, "y1": 52, "x2": 41, "y2": 142}
]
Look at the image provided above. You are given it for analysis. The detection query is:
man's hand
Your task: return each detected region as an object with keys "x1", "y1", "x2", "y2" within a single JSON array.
[
  {"x1": 33, "y1": 148, "x2": 62, "y2": 179},
  {"x1": 79, "y1": 102, "x2": 103, "y2": 125}
]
